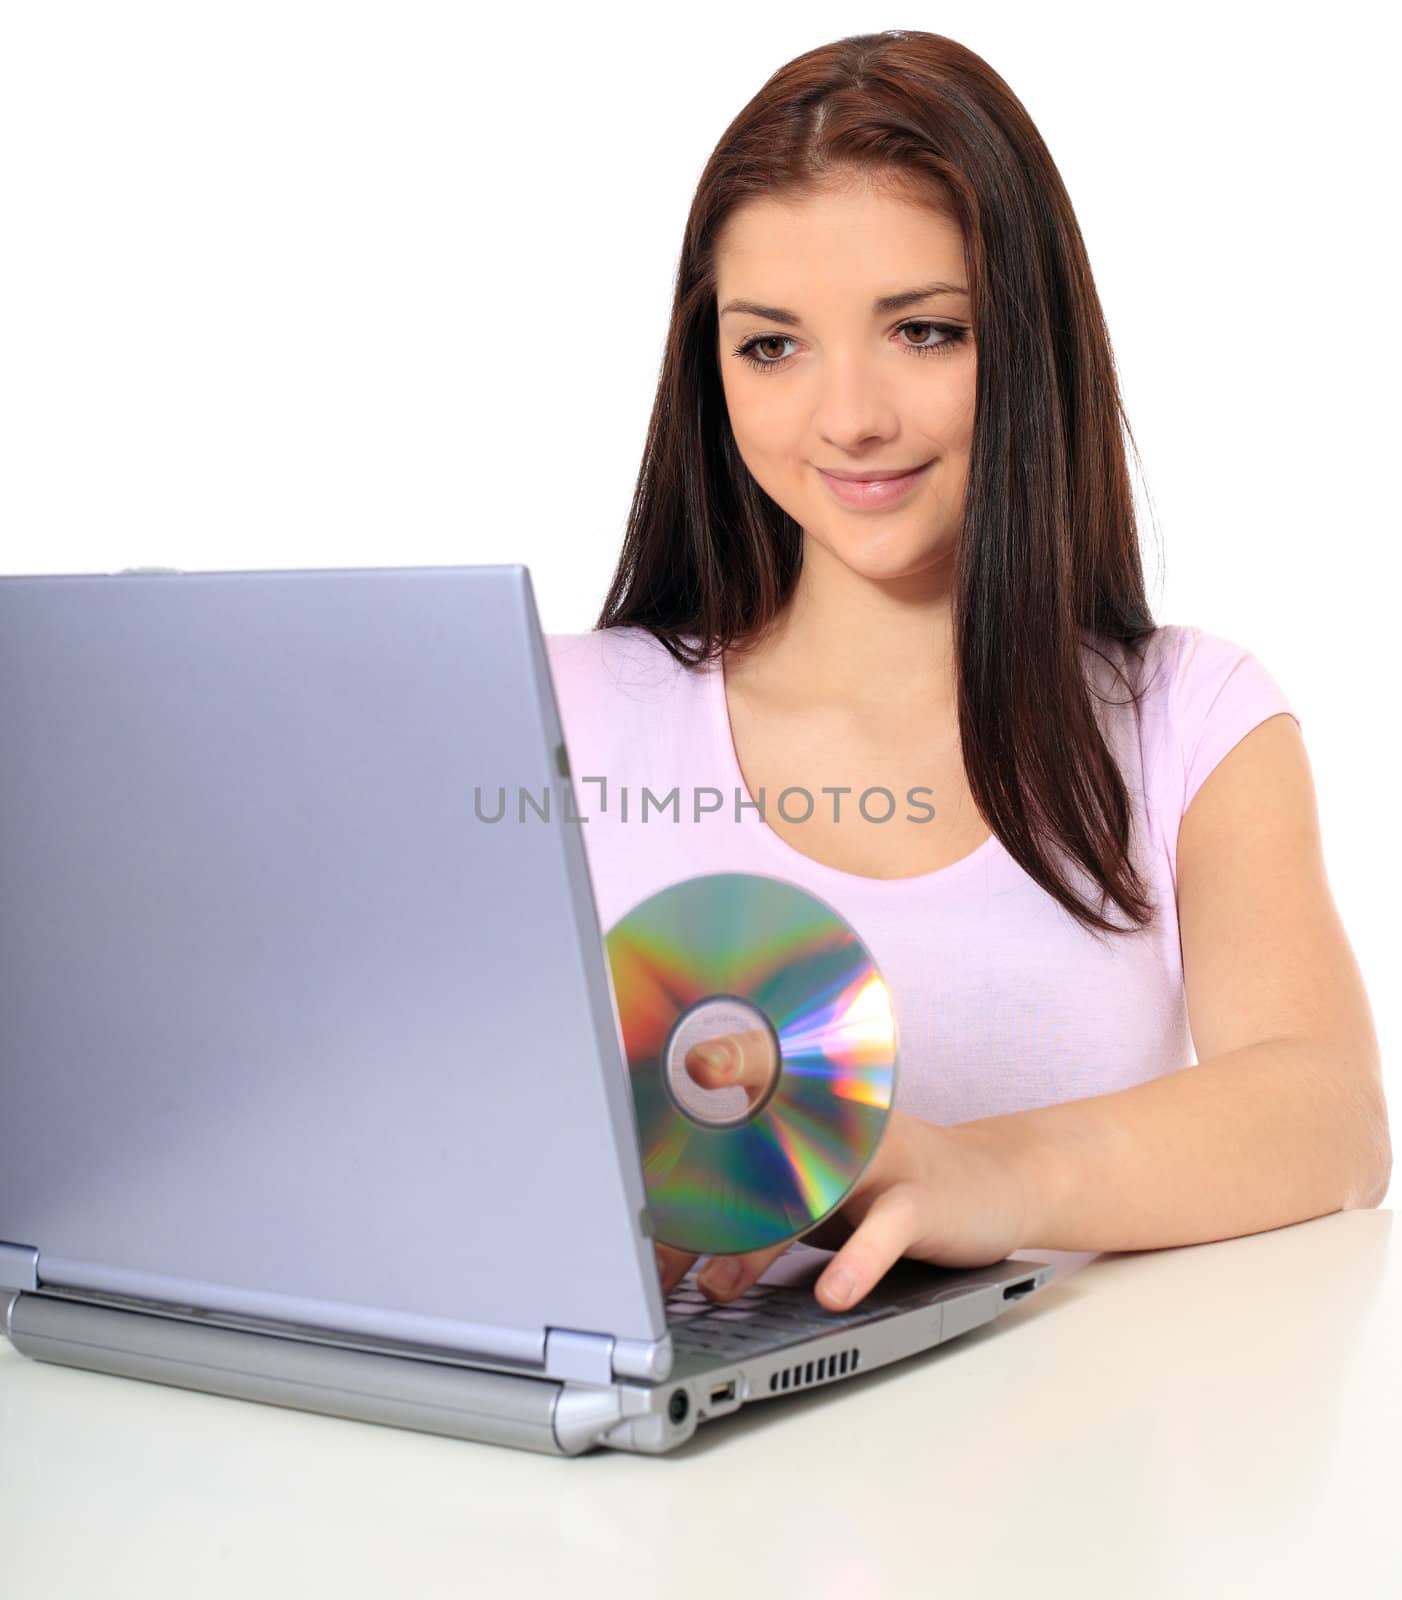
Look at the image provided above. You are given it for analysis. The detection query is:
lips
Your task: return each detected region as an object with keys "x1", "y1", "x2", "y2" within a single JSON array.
[
  {"x1": 818, "y1": 462, "x2": 933, "y2": 481},
  {"x1": 817, "y1": 460, "x2": 933, "y2": 509}
]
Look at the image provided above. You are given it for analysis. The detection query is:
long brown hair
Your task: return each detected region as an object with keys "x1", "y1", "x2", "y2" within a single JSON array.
[{"x1": 595, "y1": 29, "x2": 1162, "y2": 938}]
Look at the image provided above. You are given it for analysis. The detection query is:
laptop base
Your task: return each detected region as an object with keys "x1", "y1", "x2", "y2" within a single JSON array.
[{"x1": 4, "y1": 1253, "x2": 1053, "y2": 1456}]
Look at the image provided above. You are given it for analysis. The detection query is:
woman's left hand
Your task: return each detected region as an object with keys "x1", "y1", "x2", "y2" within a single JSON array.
[{"x1": 654, "y1": 1031, "x2": 1037, "y2": 1313}]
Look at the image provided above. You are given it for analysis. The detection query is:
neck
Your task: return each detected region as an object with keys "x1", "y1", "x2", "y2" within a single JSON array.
[{"x1": 731, "y1": 535, "x2": 958, "y2": 715}]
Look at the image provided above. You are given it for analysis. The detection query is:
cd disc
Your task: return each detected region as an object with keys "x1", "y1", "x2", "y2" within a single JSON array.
[{"x1": 604, "y1": 871, "x2": 897, "y2": 1256}]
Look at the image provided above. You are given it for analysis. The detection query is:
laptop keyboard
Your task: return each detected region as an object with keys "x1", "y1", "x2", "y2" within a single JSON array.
[{"x1": 664, "y1": 1278, "x2": 878, "y2": 1359}]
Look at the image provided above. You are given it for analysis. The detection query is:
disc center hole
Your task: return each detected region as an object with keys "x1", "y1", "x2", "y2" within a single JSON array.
[{"x1": 662, "y1": 996, "x2": 780, "y2": 1128}]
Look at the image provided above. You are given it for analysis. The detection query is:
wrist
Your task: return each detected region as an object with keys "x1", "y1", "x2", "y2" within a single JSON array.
[{"x1": 955, "y1": 1109, "x2": 1070, "y2": 1249}]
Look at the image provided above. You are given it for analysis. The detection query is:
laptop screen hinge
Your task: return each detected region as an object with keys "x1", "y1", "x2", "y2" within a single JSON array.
[
  {"x1": 0, "y1": 1242, "x2": 40, "y2": 1293},
  {"x1": 544, "y1": 1326, "x2": 674, "y2": 1385},
  {"x1": 544, "y1": 1327, "x2": 616, "y2": 1385}
]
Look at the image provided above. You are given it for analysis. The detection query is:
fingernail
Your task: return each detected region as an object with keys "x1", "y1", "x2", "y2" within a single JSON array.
[
  {"x1": 822, "y1": 1266, "x2": 856, "y2": 1309},
  {"x1": 699, "y1": 1259, "x2": 742, "y2": 1298}
]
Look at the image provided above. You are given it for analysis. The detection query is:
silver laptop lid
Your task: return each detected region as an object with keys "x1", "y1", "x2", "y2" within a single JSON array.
[{"x1": 0, "y1": 565, "x2": 669, "y2": 1380}]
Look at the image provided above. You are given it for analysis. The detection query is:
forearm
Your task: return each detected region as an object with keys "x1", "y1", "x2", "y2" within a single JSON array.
[{"x1": 958, "y1": 1035, "x2": 1393, "y2": 1253}]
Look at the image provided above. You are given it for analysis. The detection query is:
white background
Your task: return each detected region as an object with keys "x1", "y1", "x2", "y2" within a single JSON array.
[{"x1": 1, "y1": 2, "x2": 1395, "y2": 1203}]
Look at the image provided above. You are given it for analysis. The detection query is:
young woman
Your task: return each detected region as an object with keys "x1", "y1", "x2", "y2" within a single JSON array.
[{"x1": 545, "y1": 30, "x2": 1390, "y2": 1315}]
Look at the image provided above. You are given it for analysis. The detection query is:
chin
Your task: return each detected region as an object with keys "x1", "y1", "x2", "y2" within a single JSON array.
[{"x1": 821, "y1": 529, "x2": 950, "y2": 584}]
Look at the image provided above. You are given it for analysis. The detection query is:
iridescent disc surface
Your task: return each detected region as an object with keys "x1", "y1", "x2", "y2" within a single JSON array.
[{"x1": 605, "y1": 872, "x2": 897, "y2": 1256}]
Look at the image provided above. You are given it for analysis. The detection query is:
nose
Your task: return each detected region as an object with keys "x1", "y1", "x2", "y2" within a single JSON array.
[{"x1": 810, "y1": 351, "x2": 902, "y2": 449}]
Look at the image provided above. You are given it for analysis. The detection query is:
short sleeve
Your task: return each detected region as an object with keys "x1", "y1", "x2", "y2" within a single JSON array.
[
  {"x1": 1170, "y1": 626, "x2": 1300, "y2": 817},
  {"x1": 543, "y1": 631, "x2": 602, "y2": 750}
]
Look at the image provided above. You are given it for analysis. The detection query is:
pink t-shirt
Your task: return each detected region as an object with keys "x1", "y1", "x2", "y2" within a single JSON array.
[{"x1": 544, "y1": 624, "x2": 1297, "y2": 1126}]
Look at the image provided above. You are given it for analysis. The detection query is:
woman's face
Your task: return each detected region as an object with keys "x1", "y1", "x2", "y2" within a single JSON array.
[{"x1": 714, "y1": 179, "x2": 976, "y2": 587}]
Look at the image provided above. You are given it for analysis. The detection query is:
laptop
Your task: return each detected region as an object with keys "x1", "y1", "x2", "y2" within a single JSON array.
[{"x1": 0, "y1": 563, "x2": 1053, "y2": 1456}]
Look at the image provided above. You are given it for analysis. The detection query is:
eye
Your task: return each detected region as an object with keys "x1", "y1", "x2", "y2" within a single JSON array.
[{"x1": 730, "y1": 320, "x2": 970, "y2": 373}]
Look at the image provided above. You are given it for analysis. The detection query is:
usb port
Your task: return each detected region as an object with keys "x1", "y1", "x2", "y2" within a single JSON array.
[
  {"x1": 1002, "y1": 1278, "x2": 1036, "y2": 1301},
  {"x1": 709, "y1": 1380, "x2": 737, "y2": 1405}
]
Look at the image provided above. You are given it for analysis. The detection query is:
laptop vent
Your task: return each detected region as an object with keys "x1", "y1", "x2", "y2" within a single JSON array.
[{"x1": 768, "y1": 1347, "x2": 860, "y2": 1394}]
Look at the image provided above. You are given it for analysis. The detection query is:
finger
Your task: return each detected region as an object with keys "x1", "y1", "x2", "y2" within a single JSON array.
[
  {"x1": 814, "y1": 1189, "x2": 918, "y2": 1312},
  {"x1": 697, "y1": 1238, "x2": 791, "y2": 1302},
  {"x1": 654, "y1": 1242, "x2": 698, "y2": 1295},
  {"x1": 683, "y1": 1028, "x2": 774, "y2": 1094}
]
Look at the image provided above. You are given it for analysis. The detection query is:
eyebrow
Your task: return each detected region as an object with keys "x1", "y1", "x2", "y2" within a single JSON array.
[{"x1": 718, "y1": 281, "x2": 969, "y2": 325}]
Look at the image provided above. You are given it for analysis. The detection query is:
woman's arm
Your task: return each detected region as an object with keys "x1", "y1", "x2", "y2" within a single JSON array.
[
  {"x1": 675, "y1": 710, "x2": 1391, "y2": 1309},
  {"x1": 964, "y1": 711, "x2": 1392, "y2": 1251}
]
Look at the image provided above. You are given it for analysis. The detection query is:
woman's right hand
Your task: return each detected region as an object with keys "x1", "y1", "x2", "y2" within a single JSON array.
[{"x1": 650, "y1": 1029, "x2": 848, "y2": 1295}]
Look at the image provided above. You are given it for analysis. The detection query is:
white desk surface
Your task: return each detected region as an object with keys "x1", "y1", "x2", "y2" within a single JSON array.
[{"x1": 1, "y1": 1209, "x2": 1396, "y2": 1598}]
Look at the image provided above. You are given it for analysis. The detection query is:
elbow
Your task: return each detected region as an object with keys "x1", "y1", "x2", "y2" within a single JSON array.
[
  {"x1": 1329, "y1": 1032, "x2": 1393, "y2": 1210},
  {"x1": 1354, "y1": 1134, "x2": 1392, "y2": 1210},
  {"x1": 1346, "y1": 1086, "x2": 1393, "y2": 1211}
]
